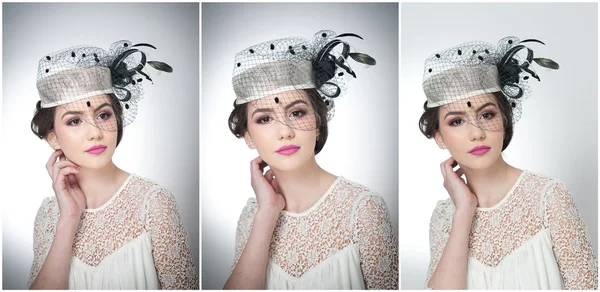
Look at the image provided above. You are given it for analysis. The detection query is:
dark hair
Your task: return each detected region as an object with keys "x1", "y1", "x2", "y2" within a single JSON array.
[
  {"x1": 228, "y1": 88, "x2": 329, "y2": 155},
  {"x1": 31, "y1": 94, "x2": 125, "y2": 146},
  {"x1": 418, "y1": 92, "x2": 514, "y2": 151}
]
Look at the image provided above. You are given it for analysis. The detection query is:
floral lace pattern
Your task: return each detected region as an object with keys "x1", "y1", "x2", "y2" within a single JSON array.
[
  {"x1": 28, "y1": 175, "x2": 199, "y2": 289},
  {"x1": 427, "y1": 171, "x2": 598, "y2": 289},
  {"x1": 233, "y1": 177, "x2": 399, "y2": 289}
]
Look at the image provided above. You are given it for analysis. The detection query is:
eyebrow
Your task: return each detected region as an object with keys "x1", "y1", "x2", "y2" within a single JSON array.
[
  {"x1": 444, "y1": 102, "x2": 497, "y2": 119},
  {"x1": 251, "y1": 100, "x2": 309, "y2": 117},
  {"x1": 61, "y1": 103, "x2": 113, "y2": 119}
]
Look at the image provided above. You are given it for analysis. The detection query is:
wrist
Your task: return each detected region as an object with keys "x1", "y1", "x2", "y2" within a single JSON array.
[
  {"x1": 256, "y1": 207, "x2": 281, "y2": 221},
  {"x1": 57, "y1": 216, "x2": 80, "y2": 234},
  {"x1": 453, "y1": 207, "x2": 475, "y2": 220}
]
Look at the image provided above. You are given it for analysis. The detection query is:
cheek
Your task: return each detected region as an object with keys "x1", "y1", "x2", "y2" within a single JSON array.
[
  {"x1": 247, "y1": 125, "x2": 272, "y2": 147},
  {"x1": 299, "y1": 130, "x2": 317, "y2": 144},
  {"x1": 439, "y1": 126, "x2": 463, "y2": 146},
  {"x1": 54, "y1": 124, "x2": 78, "y2": 146}
]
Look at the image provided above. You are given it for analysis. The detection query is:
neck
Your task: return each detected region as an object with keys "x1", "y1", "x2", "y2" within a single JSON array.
[
  {"x1": 271, "y1": 156, "x2": 336, "y2": 214},
  {"x1": 461, "y1": 155, "x2": 521, "y2": 208},
  {"x1": 75, "y1": 161, "x2": 128, "y2": 209}
]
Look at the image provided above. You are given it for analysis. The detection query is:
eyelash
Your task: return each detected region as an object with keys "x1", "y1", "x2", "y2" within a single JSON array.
[
  {"x1": 255, "y1": 110, "x2": 308, "y2": 124},
  {"x1": 98, "y1": 112, "x2": 112, "y2": 120},
  {"x1": 449, "y1": 118, "x2": 464, "y2": 126},
  {"x1": 67, "y1": 118, "x2": 81, "y2": 126},
  {"x1": 66, "y1": 111, "x2": 113, "y2": 126},
  {"x1": 256, "y1": 116, "x2": 271, "y2": 124},
  {"x1": 290, "y1": 110, "x2": 306, "y2": 118},
  {"x1": 448, "y1": 111, "x2": 497, "y2": 126}
]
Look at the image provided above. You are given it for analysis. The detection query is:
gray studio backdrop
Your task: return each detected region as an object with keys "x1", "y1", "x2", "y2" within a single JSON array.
[
  {"x1": 201, "y1": 3, "x2": 399, "y2": 289},
  {"x1": 399, "y1": 3, "x2": 598, "y2": 289},
  {"x1": 1, "y1": 3, "x2": 199, "y2": 289}
]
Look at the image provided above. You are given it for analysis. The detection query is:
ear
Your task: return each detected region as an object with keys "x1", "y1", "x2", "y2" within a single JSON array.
[
  {"x1": 46, "y1": 131, "x2": 60, "y2": 150},
  {"x1": 243, "y1": 131, "x2": 254, "y2": 149},
  {"x1": 434, "y1": 132, "x2": 444, "y2": 147}
]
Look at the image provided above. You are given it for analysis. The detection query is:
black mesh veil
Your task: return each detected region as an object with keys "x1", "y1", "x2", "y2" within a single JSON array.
[
  {"x1": 422, "y1": 36, "x2": 559, "y2": 131},
  {"x1": 36, "y1": 40, "x2": 173, "y2": 131},
  {"x1": 232, "y1": 30, "x2": 376, "y2": 131}
]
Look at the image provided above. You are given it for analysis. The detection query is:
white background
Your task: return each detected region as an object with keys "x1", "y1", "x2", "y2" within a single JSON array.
[
  {"x1": 201, "y1": 3, "x2": 399, "y2": 289},
  {"x1": 1, "y1": 3, "x2": 199, "y2": 289},
  {"x1": 400, "y1": 3, "x2": 598, "y2": 289}
]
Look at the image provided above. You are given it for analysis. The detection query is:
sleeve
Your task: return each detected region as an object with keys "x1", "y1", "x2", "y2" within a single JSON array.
[
  {"x1": 28, "y1": 198, "x2": 60, "y2": 288},
  {"x1": 543, "y1": 182, "x2": 598, "y2": 290},
  {"x1": 353, "y1": 194, "x2": 399, "y2": 289},
  {"x1": 231, "y1": 198, "x2": 258, "y2": 272},
  {"x1": 425, "y1": 199, "x2": 453, "y2": 288},
  {"x1": 146, "y1": 188, "x2": 199, "y2": 290}
]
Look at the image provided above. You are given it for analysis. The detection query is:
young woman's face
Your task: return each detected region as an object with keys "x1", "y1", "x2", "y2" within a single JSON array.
[
  {"x1": 244, "y1": 90, "x2": 319, "y2": 172},
  {"x1": 49, "y1": 94, "x2": 118, "y2": 169},
  {"x1": 435, "y1": 93, "x2": 505, "y2": 170}
]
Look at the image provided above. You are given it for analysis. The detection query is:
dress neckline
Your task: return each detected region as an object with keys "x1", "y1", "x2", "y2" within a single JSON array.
[
  {"x1": 280, "y1": 176, "x2": 342, "y2": 217},
  {"x1": 476, "y1": 170, "x2": 527, "y2": 212},
  {"x1": 85, "y1": 174, "x2": 134, "y2": 213}
]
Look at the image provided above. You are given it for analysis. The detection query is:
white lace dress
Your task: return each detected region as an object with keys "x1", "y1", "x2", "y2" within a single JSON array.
[
  {"x1": 232, "y1": 176, "x2": 398, "y2": 289},
  {"x1": 28, "y1": 174, "x2": 198, "y2": 289},
  {"x1": 427, "y1": 170, "x2": 598, "y2": 289}
]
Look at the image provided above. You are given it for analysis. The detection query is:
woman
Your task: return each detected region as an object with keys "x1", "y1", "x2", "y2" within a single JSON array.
[
  {"x1": 419, "y1": 36, "x2": 597, "y2": 289},
  {"x1": 28, "y1": 40, "x2": 198, "y2": 289},
  {"x1": 224, "y1": 30, "x2": 398, "y2": 289}
]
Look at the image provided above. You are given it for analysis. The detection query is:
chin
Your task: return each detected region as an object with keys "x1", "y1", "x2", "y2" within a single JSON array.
[
  {"x1": 455, "y1": 152, "x2": 501, "y2": 170},
  {"x1": 66, "y1": 151, "x2": 114, "y2": 170},
  {"x1": 262, "y1": 151, "x2": 313, "y2": 172}
]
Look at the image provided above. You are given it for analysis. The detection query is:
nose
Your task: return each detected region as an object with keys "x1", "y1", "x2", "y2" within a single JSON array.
[
  {"x1": 468, "y1": 122, "x2": 486, "y2": 141},
  {"x1": 86, "y1": 120, "x2": 104, "y2": 141},
  {"x1": 277, "y1": 121, "x2": 295, "y2": 140}
]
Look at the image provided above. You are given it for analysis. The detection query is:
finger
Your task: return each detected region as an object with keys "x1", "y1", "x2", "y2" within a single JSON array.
[
  {"x1": 440, "y1": 157, "x2": 453, "y2": 178},
  {"x1": 442, "y1": 157, "x2": 456, "y2": 179},
  {"x1": 46, "y1": 150, "x2": 63, "y2": 178},
  {"x1": 67, "y1": 174, "x2": 85, "y2": 205},
  {"x1": 67, "y1": 173, "x2": 85, "y2": 197},
  {"x1": 53, "y1": 158, "x2": 78, "y2": 182},
  {"x1": 54, "y1": 167, "x2": 80, "y2": 192},
  {"x1": 264, "y1": 169, "x2": 275, "y2": 184},
  {"x1": 250, "y1": 157, "x2": 270, "y2": 183},
  {"x1": 55, "y1": 161, "x2": 80, "y2": 170},
  {"x1": 440, "y1": 162, "x2": 446, "y2": 179},
  {"x1": 271, "y1": 177, "x2": 280, "y2": 193}
]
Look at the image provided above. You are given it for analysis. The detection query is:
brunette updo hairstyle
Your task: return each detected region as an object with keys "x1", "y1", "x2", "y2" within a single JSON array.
[
  {"x1": 228, "y1": 88, "x2": 329, "y2": 155},
  {"x1": 31, "y1": 93, "x2": 125, "y2": 146},
  {"x1": 418, "y1": 92, "x2": 514, "y2": 151}
]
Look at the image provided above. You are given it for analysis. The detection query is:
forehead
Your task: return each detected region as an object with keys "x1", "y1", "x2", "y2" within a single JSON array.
[
  {"x1": 441, "y1": 93, "x2": 499, "y2": 113},
  {"x1": 249, "y1": 90, "x2": 311, "y2": 108},
  {"x1": 55, "y1": 94, "x2": 113, "y2": 114}
]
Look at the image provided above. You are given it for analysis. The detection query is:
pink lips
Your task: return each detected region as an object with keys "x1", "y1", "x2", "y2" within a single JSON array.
[
  {"x1": 86, "y1": 145, "x2": 107, "y2": 154},
  {"x1": 276, "y1": 144, "x2": 300, "y2": 155},
  {"x1": 469, "y1": 145, "x2": 491, "y2": 155}
]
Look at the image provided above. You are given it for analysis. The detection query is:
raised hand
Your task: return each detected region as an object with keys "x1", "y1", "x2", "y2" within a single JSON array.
[
  {"x1": 440, "y1": 157, "x2": 477, "y2": 214},
  {"x1": 46, "y1": 150, "x2": 86, "y2": 220},
  {"x1": 250, "y1": 156, "x2": 286, "y2": 213}
]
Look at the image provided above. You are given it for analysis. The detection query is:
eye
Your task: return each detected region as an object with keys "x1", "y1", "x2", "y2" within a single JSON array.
[
  {"x1": 67, "y1": 118, "x2": 81, "y2": 126},
  {"x1": 481, "y1": 112, "x2": 496, "y2": 120},
  {"x1": 449, "y1": 118, "x2": 464, "y2": 126},
  {"x1": 256, "y1": 116, "x2": 271, "y2": 124},
  {"x1": 98, "y1": 112, "x2": 112, "y2": 120},
  {"x1": 290, "y1": 110, "x2": 306, "y2": 118}
]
